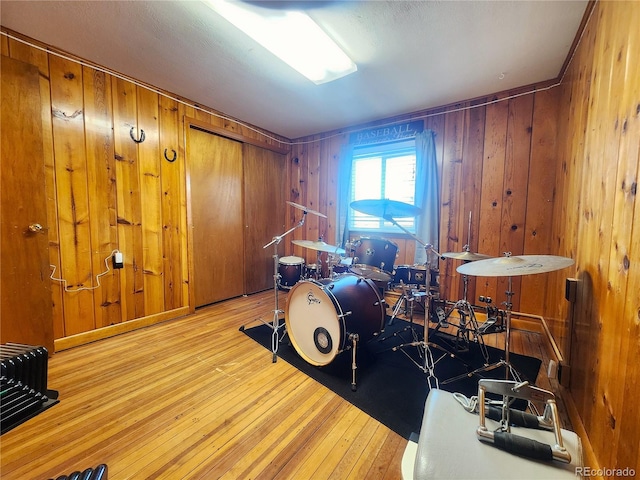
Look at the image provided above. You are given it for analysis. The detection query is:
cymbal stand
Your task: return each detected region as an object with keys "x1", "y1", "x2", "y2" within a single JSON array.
[
  {"x1": 388, "y1": 284, "x2": 466, "y2": 389},
  {"x1": 241, "y1": 212, "x2": 306, "y2": 363},
  {"x1": 442, "y1": 276, "x2": 523, "y2": 384},
  {"x1": 434, "y1": 259, "x2": 490, "y2": 364}
]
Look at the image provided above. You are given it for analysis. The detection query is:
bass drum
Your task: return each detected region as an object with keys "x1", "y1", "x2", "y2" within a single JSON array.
[{"x1": 285, "y1": 273, "x2": 386, "y2": 366}]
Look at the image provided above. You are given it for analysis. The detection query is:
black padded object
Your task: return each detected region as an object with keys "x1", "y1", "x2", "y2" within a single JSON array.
[
  {"x1": 493, "y1": 431, "x2": 553, "y2": 461},
  {"x1": 487, "y1": 405, "x2": 541, "y2": 429}
]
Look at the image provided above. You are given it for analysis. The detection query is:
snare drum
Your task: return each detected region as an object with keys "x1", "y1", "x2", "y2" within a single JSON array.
[
  {"x1": 278, "y1": 256, "x2": 305, "y2": 290},
  {"x1": 285, "y1": 273, "x2": 386, "y2": 366},
  {"x1": 353, "y1": 237, "x2": 398, "y2": 274}
]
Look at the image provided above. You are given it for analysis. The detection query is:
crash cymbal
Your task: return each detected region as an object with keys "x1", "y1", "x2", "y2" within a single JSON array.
[
  {"x1": 457, "y1": 254, "x2": 574, "y2": 277},
  {"x1": 350, "y1": 199, "x2": 421, "y2": 219},
  {"x1": 287, "y1": 201, "x2": 327, "y2": 218},
  {"x1": 441, "y1": 251, "x2": 493, "y2": 262},
  {"x1": 292, "y1": 239, "x2": 345, "y2": 254}
]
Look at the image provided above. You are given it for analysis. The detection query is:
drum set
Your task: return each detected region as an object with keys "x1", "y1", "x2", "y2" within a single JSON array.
[{"x1": 254, "y1": 199, "x2": 574, "y2": 392}]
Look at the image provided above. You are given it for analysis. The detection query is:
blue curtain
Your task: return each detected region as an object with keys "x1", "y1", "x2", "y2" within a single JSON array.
[
  {"x1": 413, "y1": 130, "x2": 439, "y2": 266},
  {"x1": 336, "y1": 143, "x2": 354, "y2": 248}
]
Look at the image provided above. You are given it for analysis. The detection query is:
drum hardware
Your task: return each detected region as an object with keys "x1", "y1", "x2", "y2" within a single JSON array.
[
  {"x1": 441, "y1": 253, "x2": 575, "y2": 385},
  {"x1": 382, "y1": 283, "x2": 463, "y2": 389},
  {"x1": 432, "y1": 248, "x2": 491, "y2": 362},
  {"x1": 351, "y1": 199, "x2": 464, "y2": 386},
  {"x1": 476, "y1": 298, "x2": 506, "y2": 335},
  {"x1": 432, "y1": 278, "x2": 490, "y2": 362},
  {"x1": 241, "y1": 202, "x2": 323, "y2": 363}
]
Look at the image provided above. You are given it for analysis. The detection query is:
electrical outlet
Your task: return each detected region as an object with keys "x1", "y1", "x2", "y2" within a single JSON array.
[{"x1": 113, "y1": 251, "x2": 124, "y2": 269}]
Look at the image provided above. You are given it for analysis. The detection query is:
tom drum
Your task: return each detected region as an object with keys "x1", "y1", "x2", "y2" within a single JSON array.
[
  {"x1": 392, "y1": 265, "x2": 411, "y2": 285},
  {"x1": 353, "y1": 237, "x2": 398, "y2": 274},
  {"x1": 278, "y1": 256, "x2": 305, "y2": 290},
  {"x1": 285, "y1": 273, "x2": 386, "y2": 366},
  {"x1": 410, "y1": 265, "x2": 428, "y2": 286}
]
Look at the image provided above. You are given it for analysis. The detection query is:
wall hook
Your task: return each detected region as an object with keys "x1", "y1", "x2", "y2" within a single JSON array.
[
  {"x1": 130, "y1": 126, "x2": 146, "y2": 144},
  {"x1": 164, "y1": 148, "x2": 177, "y2": 162}
]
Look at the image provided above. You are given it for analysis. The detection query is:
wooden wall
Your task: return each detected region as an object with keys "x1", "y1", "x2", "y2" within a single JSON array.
[
  {"x1": 0, "y1": 31, "x2": 288, "y2": 350},
  {"x1": 286, "y1": 2, "x2": 640, "y2": 472},
  {"x1": 3, "y1": 1, "x2": 639, "y2": 471},
  {"x1": 288, "y1": 88, "x2": 561, "y2": 316},
  {"x1": 551, "y1": 0, "x2": 640, "y2": 474}
]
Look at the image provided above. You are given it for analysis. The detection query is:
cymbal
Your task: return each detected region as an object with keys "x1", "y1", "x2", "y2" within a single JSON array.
[
  {"x1": 350, "y1": 199, "x2": 421, "y2": 219},
  {"x1": 349, "y1": 264, "x2": 392, "y2": 282},
  {"x1": 292, "y1": 239, "x2": 345, "y2": 254},
  {"x1": 441, "y1": 251, "x2": 492, "y2": 262},
  {"x1": 287, "y1": 201, "x2": 327, "y2": 218},
  {"x1": 456, "y1": 255, "x2": 574, "y2": 277}
]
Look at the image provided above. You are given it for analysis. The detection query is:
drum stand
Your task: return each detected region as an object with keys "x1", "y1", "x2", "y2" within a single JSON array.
[
  {"x1": 434, "y1": 273, "x2": 490, "y2": 364},
  {"x1": 240, "y1": 212, "x2": 306, "y2": 363},
  {"x1": 387, "y1": 284, "x2": 464, "y2": 389},
  {"x1": 442, "y1": 277, "x2": 524, "y2": 385}
]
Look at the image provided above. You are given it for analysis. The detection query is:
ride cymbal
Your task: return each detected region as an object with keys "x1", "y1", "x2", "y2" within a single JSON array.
[
  {"x1": 456, "y1": 254, "x2": 574, "y2": 277},
  {"x1": 350, "y1": 199, "x2": 421, "y2": 219},
  {"x1": 292, "y1": 239, "x2": 346, "y2": 254}
]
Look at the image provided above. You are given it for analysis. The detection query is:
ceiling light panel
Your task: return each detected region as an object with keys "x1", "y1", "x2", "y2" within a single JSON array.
[{"x1": 205, "y1": 0, "x2": 357, "y2": 84}]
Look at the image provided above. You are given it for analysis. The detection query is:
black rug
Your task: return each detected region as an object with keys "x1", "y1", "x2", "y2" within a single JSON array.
[{"x1": 242, "y1": 318, "x2": 541, "y2": 440}]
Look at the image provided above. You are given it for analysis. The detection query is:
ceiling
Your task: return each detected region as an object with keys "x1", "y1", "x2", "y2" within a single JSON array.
[{"x1": 0, "y1": 0, "x2": 588, "y2": 139}]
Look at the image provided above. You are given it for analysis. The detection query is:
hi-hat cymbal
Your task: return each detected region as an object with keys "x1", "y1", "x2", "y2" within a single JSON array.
[
  {"x1": 350, "y1": 199, "x2": 421, "y2": 219},
  {"x1": 292, "y1": 239, "x2": 345, "y2": 254},
  {"x1": 441, "y1": 251, "x2": 492, "y2": 262},
  {"x1": 348, "y1": 265, "x2": 392, "y2": 283},
  {"x1": 457, "y1": 255, "x2": 574, "y2": 277},
  {"x1": 287, "y1": 201, "x2": 327, "y2": 218}
]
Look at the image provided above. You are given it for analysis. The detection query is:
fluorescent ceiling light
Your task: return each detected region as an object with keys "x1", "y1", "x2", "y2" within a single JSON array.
[{"x1": 205, "y1": 0, "x2": 357, "y2": 84}]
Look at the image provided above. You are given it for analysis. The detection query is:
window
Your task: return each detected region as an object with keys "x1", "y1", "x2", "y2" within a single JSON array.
[{"x1": 350, "y1": 140, "x2": 417, "y2": 233}]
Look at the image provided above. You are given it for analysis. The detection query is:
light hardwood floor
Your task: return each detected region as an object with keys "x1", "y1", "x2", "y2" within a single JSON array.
[{"x1": 0, "y1": 289, "x2": 563, "y2": 480}]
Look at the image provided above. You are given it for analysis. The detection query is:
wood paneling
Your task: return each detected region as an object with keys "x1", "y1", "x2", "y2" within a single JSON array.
[
  {"x1": 1, "y1": 30, "x2": 288, "y2": 348},
  {"x1": 3, "y1": 2, "x2": 639, "y2": 472},
  {"x1": 83, "y1": 67, "x2": 121, "y2": 329},
  {"x1": 550, "y1": 1, "x2": 640, "y2": 473},
  {"x1": 290, "y1": 90, "x2": 559, "y2": 313},
  {"x1": 284, "y1": 5, "x2": 638, "y2": 472}
]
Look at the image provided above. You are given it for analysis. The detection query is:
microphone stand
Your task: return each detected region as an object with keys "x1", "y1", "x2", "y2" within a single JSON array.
[{"x1": 240, "y1": 211, "x2": 306, "y2": 363}]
